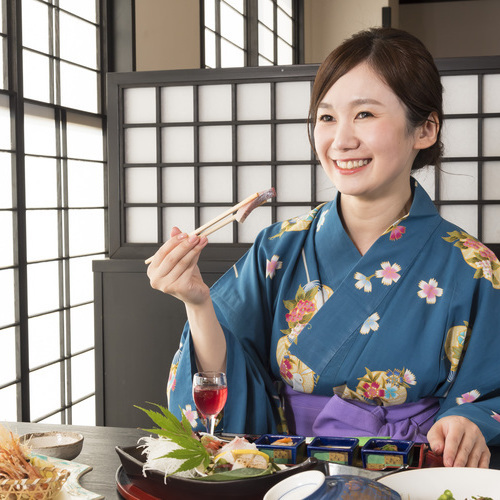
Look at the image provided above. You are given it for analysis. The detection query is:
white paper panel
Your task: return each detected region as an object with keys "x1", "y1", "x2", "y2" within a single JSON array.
[
  {"x1": 237, "y1": 125, "x2": 271, "y2": 161},
  {"x1": 161, "y1": 86, "x2": 194, "y2": 122},
  {"x1": 60, "y1": 62, "x2": 98, "y2": 114},
  {"x1": 199, "y1": 85, "x2": 232, "y2": 121},
  {"x1": 225, "y1": 0, "x2": 244, "y2": 13},
  {"x1": 68, "y1": 209, "x2": 105, "y2": 255},
  {"x1": 125, "y1": 167, "x2": 157, "y2": 203},
  {"x1": 71, "y1": 397, "x2": 96, "y2": 426},
  {"x1": 24, "y1": 104, "x2": 56, "y2": 156},
  {"x1": 259, "y1": 24, "x2": 274, "y2": 61},
  {"x1": 277, "y1": 38, "x2": 293, "y2": 65},
  {"x1": 70, "y1": 303, "x2": 95, "y2": 353},
  {"x1": 0, "y1": 94, "x2": 11, "y2": 150},
  {"x1": 125, "y1": 207, "x2": 157, "y2": 243},
  {"x1": 277, "y1": 205, "x2": 307, "y2": 222},
  {"x1": 68, "y1": 160, "x2": 104, "y2": 207},
  {"x1": 124, "y1": 87, "x2": 156, "y2": 124},
  {"x1": 277, "y1": 165, "x2": 310, "y2": 201},
  {"x1": 482, "y1": 162, "x2": 500, "y2": 200},
  {"x1": 162, "y1": 167, "x2": 195, "y2": 203},
  {"x1": 26, "y1": 209, "x2": 59, "y2": 262},
  {"x1": 221, "y1": 2, "x2": 244, "y2": 47},
  {"x1": 25, "y1": 157, "x2": 58, "y2": 208},
  {"x1": 278, "y1": 0, "x2": 292, "y2": 16},
  {"x1": 23, "y1": 50, "x2": 50, "y2": 103},
  {"x1": 200, "y1": 206, "x2": 233, "y2": 243},
  {"x1": 162, "y1": 207, "x2": 195, "y2": 237},
  {"x1": 276, "y1": 123, "x2": 311, "y2": 160},
  {"x1": 277, "y1": 8, "x2": 293, "y2": 43},
  {"x1": 30, "y1": 363, "x2": 61, "y2": 421},
  {"x1": 441, "y1": 75, "x2": 478, "y2": 115},
  {"x1": 483, "y1": 74, "x2": 500, "y2": 113},
  {"x1": 483, "y1": 205, "x2": 500, "y2": 243},
  {"x1": 0, "y1": 386, "x2": 17, "y2": 421},
  {"x1": 199, "y1": 166, "x2": 232, "y2": 202},
  {"x1": 483, "y1": 118, "x2": 500, "y2": 157},
  {"x1": 27, "y1": 261, "x2": 60, "y2": 316},
  {"x1": 259, "y1": 0, "x2": 274, "y2": 29},
  {"x1": 66, "y1": 112, "x2": 104, "y2": 161},
  {"x1": 440, "y1": 204, "x2": 477, "y2": 238},
  {"x1": 204, "y1": 29, "x2": 216, "y2": 68},
  {"x1": 237, "y1": 165, "x2": 272, "y2": 201},
  {"x1": 0, "y1": 270, "x2": 15, "y2": 327},
  {"x1": 0, "y1": 212, "x2": 13, "y2": 267},
  {"x1": 162, "y1": 127, "x2": 194, "y2": 163},
  {"x1": 71, "y1": 351, "x2": 95, "y2": 400},
  {"x1": 221, "y1": 38, "x2": 245, "y2": 68},
  {"x1": 316, "y1": 164, "x2": 336, "y2": 202},
  {"x1": 28, "y1": 313, "x2": 60, "y2": 368},
  {"x1": 0, "y1": 153, "x2": 12, "y2": 209},
  {"x1": 440, "y1": 163, "x2": 477, "y2": 200},
  {"x1": 69, "y1": 255, "x2": 95, "y2": 306},
  {"x1": 412, "y1": 167, "x2": 435, "y2": 201},
  {"x1": 441, "y1": 119, "x2": 478, "y2": 158},
  {"x1": 238, "y1": 205, "x2": 272, "y2": 243},
  {"x1": 237, "y1": 83, "x2": 271, "y2": 120},
  {"x1": 199, "y1": 126, "x2": 232, "y2": 162},
  {"x1": 0, "y1": 327, "x2": 15, "y2": 384},
  {"x1": 276, "y1": 81, "x2": 310, "y2": 119},
  {"x1": 125, "y1": 128, "x2": 157, "y2": 164},
  {"x1": 205, "y1": 0, "x2": 216, "y2": 29}
]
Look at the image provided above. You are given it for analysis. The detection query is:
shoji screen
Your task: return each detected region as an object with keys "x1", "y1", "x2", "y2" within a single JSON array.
[{"x1": 107, "y1": 58, "x2": 500, "y2": 259}]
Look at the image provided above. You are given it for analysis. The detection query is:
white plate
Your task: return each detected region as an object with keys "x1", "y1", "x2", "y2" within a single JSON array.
[
  {"x1": 378, "y1": 467, "x2": 500, "y2": 500},
  {"x1": 264, "y1": 470, "x2": 326, "y2": 500}
]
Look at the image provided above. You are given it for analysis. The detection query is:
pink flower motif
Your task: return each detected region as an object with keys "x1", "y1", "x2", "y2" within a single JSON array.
[
  {"x1": 362, "y1": 381, "x2": 385, "y2": 399},
  {"x1": 456, "y1": 389, "x2": 480, "y2": 405},
  {"x1": 390, "y1": 225, "x2": 406, "y2": 241},
  {"x1": 479, "y1": 246, "x2": 497, "y2": 262},
  {"x1": 285, "y1": 300, "x2": 316, "y2": 323},
  {"x1": 477, "y1": 260, "x2": 493, "y2": 279},
  {"x1": 280, "y1": 358, "x2": 292, "y2": 380},
  {"x1": 403, "y1": 369, "x2": 416, "y2": 386},
  {"x1": 266, "y1": 254, "x2": 283, "y2": 279},
  {"x1": 491, "y1": 411, "x2": 500, "y2": 423},
  {"x1": 182, "y1": 404, "x2": 199, "y2": 427},
  {"x1": 375, "y1": 262, "x2": 401, "y2": 286},
  {"x1": 463, "y1": 238, "x2": 482, "y2": 250},
  {"x1": 418, "y1": 278, "x2": 443, "y2": 304}
]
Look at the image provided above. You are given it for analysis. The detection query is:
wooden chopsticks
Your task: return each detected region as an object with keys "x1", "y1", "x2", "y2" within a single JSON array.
[{"x1": 144, "y1": 191, "x2": 260, "y2": 265}]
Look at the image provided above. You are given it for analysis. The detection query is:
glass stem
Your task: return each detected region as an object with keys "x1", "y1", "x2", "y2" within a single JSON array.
[{"x1": 207, "y1": 416, "x2": 216, "y2": 435}]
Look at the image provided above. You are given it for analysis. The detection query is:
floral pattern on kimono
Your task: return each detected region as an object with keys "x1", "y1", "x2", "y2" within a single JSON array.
[
  {"x1": 444, "y1": 321, "x2": 471, "y2": 382},
  {"x1": 269, "y1": 204, "x2": 325, "y2": 239},
  {"x1": 443, "y1": 230, "x2": 500, "y2": 289},
  {"x1": 277, "y1": 281, "x2": 333, "y2": 393}
]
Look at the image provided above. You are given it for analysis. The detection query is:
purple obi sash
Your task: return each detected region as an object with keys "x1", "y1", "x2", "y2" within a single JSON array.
[{"x1": 282, "y1": 384, "x2": 439, "y2": 442}]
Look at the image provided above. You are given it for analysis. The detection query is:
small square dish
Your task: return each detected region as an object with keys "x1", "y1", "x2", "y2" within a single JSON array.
[
  {"x1": 361, "y1": 439, "x2": 414, "y2": 470},
  {"x1": 254, "y1": 434, "x2": 306, "y2": 464},
  {"x1": 307, "y1": 437, "x2": 359, "y2": 465}
]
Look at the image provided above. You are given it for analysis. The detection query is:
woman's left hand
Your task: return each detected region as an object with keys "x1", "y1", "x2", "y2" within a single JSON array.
[{"x1": 427, "y1": 415, "x2": 490, "y2": 468}]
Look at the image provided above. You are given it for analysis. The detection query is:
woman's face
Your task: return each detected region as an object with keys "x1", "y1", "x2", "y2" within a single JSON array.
[{"x1": 313, "y1": 62, "x2": 422, "y2": 202}]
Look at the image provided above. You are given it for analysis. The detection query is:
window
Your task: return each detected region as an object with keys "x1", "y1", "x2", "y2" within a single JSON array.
[
  {"x1": 202, "y1": 0, "x2": 301, "y2": 68},
  {"x1": 0, "y1": 0, "x2": 107, "y2": 424}
]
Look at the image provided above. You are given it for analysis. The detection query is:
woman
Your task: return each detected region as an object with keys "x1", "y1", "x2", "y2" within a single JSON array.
[{"x1": 147, "y1": 28, "x2": 500, "y2": 469}]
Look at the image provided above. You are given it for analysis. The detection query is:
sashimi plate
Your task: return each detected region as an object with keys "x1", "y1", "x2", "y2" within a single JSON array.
[
  {"x1": 116, "y1": 445, "x2": 328, "y2": 500},
  {"x1": 377, "y1": 467, "x2": 500, "y2": 500}
]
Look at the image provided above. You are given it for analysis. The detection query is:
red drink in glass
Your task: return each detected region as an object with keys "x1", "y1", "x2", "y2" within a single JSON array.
[{"x1": 193, "y1": 385, "x2": 228, "y2": 417}]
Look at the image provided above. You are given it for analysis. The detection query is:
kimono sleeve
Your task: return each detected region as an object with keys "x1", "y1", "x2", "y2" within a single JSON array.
[
  {"x1": 435, "y1": 274, "x2": 500, "y2": 445},
  {"x1": 167, "y1": 229, "x2": 283, "y2": 435}
]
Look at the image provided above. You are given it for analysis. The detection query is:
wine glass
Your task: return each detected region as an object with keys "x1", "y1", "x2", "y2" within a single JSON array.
[{"x1": 192, "y1": 371, "x2": 228, "y2": 435}]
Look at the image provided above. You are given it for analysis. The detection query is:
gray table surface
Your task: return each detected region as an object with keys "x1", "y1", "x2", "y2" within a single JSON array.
[
  {"x1": 2, "y1": 421, "x2": 148, "y2": 499},
  {"x1": 3, "y1": 421, "x2": 500, "y2": 499}
]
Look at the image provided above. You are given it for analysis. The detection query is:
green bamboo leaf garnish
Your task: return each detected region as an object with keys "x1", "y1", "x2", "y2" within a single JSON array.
[{"x1": 135, "y1": 402, "x2": 210, "y2": 476}]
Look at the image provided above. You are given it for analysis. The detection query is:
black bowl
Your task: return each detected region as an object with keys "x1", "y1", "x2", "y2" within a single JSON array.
[{"x1": 115, "y1": 445, "x2": 328, "y2": 500}]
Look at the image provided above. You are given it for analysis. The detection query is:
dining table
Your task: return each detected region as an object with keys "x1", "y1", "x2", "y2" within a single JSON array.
[{"x1": 2, "y1": 420, "x2": 500, "y2": 499}]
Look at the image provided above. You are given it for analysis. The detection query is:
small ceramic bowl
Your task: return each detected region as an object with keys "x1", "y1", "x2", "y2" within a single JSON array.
[
  {"x1": 263, "y1": 470, "x2": 326, "y2": 500},
  {"x1": 20, "y1": 431, "x2": 84, "y2": 461}
]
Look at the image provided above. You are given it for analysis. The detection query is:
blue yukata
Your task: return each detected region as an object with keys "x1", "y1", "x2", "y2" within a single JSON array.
[{"x1": 167, "y1": 179, "x2": 500, "y2": 444}]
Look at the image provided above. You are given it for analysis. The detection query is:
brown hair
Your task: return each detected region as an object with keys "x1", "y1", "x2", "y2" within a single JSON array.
[{"x1": 308, "y1": 27, "x2": 443, "y2": 171}]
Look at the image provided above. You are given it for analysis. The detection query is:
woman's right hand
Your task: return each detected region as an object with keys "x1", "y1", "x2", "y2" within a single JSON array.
[{"x1": 146, "y1": 226, "x2": 209, "y2": 306}]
